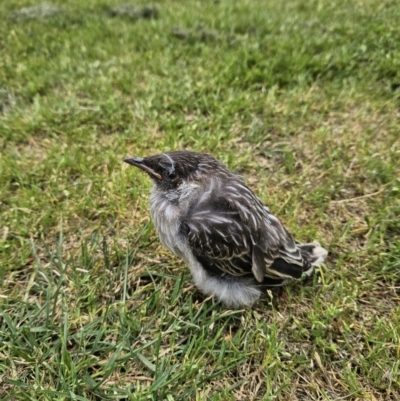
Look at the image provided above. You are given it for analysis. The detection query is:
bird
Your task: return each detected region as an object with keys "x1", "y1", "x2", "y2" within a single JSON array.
[{"x1": 124, "y1": 151, "x2": 328, "y2": 307}]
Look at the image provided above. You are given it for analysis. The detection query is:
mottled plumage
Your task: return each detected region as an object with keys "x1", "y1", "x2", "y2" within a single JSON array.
[{"x1": 124, "y1": 151, "x2": 328, "y2": 307}]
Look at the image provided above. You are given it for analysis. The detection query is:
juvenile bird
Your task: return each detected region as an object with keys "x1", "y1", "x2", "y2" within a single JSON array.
[{"x1": 124, "y1": 151, "x2": 327, "y2": 307}]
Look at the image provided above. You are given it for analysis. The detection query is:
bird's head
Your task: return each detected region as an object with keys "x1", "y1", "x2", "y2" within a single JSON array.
[{"x1": 124, "y1": 151, "x2": 218, "y2": 190}]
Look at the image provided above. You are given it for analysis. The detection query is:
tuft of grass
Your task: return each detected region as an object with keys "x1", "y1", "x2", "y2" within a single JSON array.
[{"x1": 1, "y1": 0, "x2": 399, "y2": 400}]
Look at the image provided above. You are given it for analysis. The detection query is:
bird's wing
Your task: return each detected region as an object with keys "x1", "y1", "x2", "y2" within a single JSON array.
[
  {"x1": 181, "y1": 181, "x2": 309, "y2": 283},
  {"x1": 181, "y1": 202, "x2": 255, "y2": 277}
]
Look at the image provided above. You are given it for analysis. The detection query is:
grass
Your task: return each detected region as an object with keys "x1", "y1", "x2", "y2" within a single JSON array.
[{"x1": 0, "y1": 0, "x2": 399, "y2": 399}]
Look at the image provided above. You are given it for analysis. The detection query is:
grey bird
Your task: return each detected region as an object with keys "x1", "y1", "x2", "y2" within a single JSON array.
[{"x1": 124, "y1": 151, "x2": 328, "y2": 307}]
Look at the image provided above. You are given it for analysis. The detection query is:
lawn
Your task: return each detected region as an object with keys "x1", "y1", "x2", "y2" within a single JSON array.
[{"x1": 0, "y1": 0, "x2": 399, "y2": 400}]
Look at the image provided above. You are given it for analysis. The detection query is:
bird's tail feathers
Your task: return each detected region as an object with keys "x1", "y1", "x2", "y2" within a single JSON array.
[{"x1": 298, "y1": 242, "x2": 328, "y2": 266}]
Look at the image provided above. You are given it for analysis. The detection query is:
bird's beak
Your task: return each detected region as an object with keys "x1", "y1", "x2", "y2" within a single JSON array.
[{"x1": 123, "y1": 157, "x2": 162, "y2": 180}]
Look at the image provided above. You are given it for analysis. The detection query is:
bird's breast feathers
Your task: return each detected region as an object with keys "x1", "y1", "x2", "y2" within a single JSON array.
[{"x1": 150, "y1": 182, "x2": 200, "y2": 257}]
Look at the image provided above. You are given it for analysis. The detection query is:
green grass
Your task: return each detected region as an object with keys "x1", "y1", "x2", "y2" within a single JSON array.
[{"x1": 1, "y1": 0, "x2": 399, "y2": 399}]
